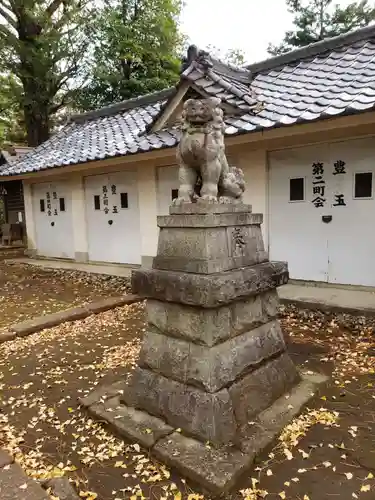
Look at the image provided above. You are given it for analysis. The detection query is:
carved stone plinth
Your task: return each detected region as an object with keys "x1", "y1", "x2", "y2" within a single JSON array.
[{"x1": 81, "y1": 203, "x2": 326, "y2": 494}]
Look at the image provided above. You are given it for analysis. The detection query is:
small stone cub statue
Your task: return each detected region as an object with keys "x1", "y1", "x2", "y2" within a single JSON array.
[{"x1": 174, "y1": 97, "x2": 245, "y2": 204}]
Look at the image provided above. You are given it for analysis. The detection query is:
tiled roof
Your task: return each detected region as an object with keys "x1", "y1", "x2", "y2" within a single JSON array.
[
  {"x1": 246, "y1": 25, "x2": 375, "y2": 129},
  {"x1": 4, "y1": 24, "x2": 375, "y2": 176}
]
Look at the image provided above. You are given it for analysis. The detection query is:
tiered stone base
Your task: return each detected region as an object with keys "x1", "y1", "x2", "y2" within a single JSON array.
[
  {"x1": 80, "y1": 372, "x2": 325, "y2": 494},
  {"x1": 80, "y1": 203, "x2": 327, "y2": 493}
]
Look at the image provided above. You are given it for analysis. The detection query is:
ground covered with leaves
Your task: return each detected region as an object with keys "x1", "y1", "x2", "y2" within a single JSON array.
[
  {"x1": 0, "y1": 301, "x2": 374, "y2": 500},
  {"x1": 0, "y1": 260, "x2": 130, "y2": 329}
]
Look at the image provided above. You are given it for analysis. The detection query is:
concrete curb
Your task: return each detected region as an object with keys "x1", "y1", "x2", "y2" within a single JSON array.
[
  {"x1": 0, "y1": 294, "x2": 144, "y2": 344},
  {"x1": 280, "y1": 297, "x2": 375, "y2": 317},
  {"x1": 0, "y1": 450, "x2": 49, "y2": 499}
]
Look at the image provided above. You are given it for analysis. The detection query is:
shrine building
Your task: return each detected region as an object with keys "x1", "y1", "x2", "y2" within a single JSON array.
[{"x1": 2, "y1": 25, "x2": 375, "y2": 286}]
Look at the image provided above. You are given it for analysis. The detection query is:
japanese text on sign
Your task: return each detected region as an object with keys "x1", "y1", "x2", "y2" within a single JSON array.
[
  {"x1": 332, "y1": 159, "x2": 346, "y2": 207},
  {"x1": 333, "y1": 160, "x2": 346, "y2": 175},
  {"x1": 101, "y1": 183, "x2": 119, "y2": 217},
  {"x1": 311, "y1": 162, "x2": 326, "y2": 208},
  {"x1": 333, "y1": 194, "x2": 346, "y2": 206},
  {"x1": 45, "y1": 191, "x2": 59, "y2": 217},
  {"x1": 310, "y1": 160, "x2": 347, "y2": 208}
]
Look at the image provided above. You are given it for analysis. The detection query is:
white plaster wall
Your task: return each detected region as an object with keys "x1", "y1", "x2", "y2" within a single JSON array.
[
  {"x1": 137, "y1": 164, "x2": 159, "y2": 260},
  {"x1": 70, "y1": 175, "x2": 88, "y2": 260},
  {"x1": 156, "y1": 165, "x2": 179, "y2": 215},
  {"x1": 24, "y1": 150, "x2": 269, "y2": 264},
  {"x1": 22, "y1": 181, "x2": 37, "y2": 254},
  {"x1": 235, "y1": 149, "x2": 268, "y2": 250}
]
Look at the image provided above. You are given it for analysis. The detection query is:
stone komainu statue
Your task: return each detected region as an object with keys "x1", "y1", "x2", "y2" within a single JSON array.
[{"x1": 174, "y1": 97, "x2": 245, "y2": 204}]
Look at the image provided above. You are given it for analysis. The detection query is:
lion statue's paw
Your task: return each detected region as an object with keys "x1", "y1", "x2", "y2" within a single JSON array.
[
  {"x1": 218, "y1": 196, "x2": 239, "y2": 205},
  {"x1": 172, "y1": 196, "x2": 192, "y2": 206},
  {"x1": 198, "y1": 195, "x2": 218, "y2": 204}
]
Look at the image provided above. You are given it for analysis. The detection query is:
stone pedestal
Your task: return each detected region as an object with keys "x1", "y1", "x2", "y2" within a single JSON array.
[{"x1": 81, "y1": 202, "x2": 326, "y2": 494}]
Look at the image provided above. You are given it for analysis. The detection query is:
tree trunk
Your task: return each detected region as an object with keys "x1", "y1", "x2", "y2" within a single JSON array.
[
  {"x1": 23, "y1": 103, "x2": 50, "y2": 147},
  {"x1": 17, "y1": 9, "x2": 51, "y2": 146}
]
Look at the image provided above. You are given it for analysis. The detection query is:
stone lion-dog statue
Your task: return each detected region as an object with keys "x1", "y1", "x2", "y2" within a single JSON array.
[{"x1": 174, "y1": 97, "x2": 245, "y2": 204}]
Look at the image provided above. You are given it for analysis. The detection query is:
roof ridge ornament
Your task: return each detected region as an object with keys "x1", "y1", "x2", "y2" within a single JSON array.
[{"x1": 181, "y1": 45, "x2": 213, "y2": 73}]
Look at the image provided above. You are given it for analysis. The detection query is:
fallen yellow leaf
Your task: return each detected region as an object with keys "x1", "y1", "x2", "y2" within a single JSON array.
[
  {"x1": 284, "y1": 448, "x2": 293, "y2": 460},
  {"x1": 361, "y1": 484, "x2": 371, "y2": 492}
]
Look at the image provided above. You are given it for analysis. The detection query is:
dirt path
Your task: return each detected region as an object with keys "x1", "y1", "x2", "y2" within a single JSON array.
[{"x1": 0, "y1": 304, "x2": 374, "y2": 500}]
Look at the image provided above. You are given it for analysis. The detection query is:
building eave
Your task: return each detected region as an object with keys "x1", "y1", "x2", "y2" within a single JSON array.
[{"x1": 5, "y1": 109, "x2": 375, "y2": 182}]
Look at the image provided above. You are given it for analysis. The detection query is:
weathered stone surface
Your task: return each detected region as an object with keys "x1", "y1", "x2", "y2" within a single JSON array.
[
  {"x1": 132, "y1": 260, "x2": 289, "y2": 307},
  {"x1": 169, "y1": 202, "x2": 252, "y2": 215},
  {"x1": 147, "y1": 290, "x2": 279, "y2": 346},
  {"x1": 124, "y1": 367, "x2": 237, "y2": 445},
  {"x1": 0, "y1": 463, "x2": 49, "y2": 499},
  {"x1": 44, "y1": 477, "x2": 79, "y2": 500},
  {"x1": 153, "y1": 372, "x2": 327, "y2": 494},
  {"x1": 154, "y1": 214, "x2": 267, "y2": 274},
  {"x1": 139, "y1": 321, "x2": 286, "y2": 392},
  {"x1": 0, "y1": 450, "x2": 13, "y2": 468},
  {"x1": 261, "y1": 288, "x2": 279, "y2": 318},
  {"x1": 88, "y1": 396, "x2": 173, "y2": 448},
  {"x1": 158, "y1": 212, "x2": 262, "y2": 228},
  {"x1": 239, "y1": 372, "x2": 328, "y2": 453},
  {"x1": 156, "y1": 227, "x2": 228, "y2": 269},
  {"x1": 189, "y1": 321, "x2": 286, "y2": 392},
  {"x1": 229, "y1": 353, "x2": 300, "y2": 428},
  {"x1": 83, "y1": 373, "x2": 326, "y2": 495},
  {"x1": 139, "y1": 328, "x2": 190, "y2": 384},
  {"x1": 154, "y1": 432, "x2": 253, "y2": 495},
  {"x1": 147, "y1": 299, "x2": 230, "y2": 346},
  {"x1": 78, "y1": 380, "x2": 128, "y2": 407}
]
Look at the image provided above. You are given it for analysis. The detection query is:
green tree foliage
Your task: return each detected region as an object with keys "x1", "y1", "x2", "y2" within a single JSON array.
[
  {"x1": 269, "y1": 0, "x2": 375, "y2": 55},
  {"x1": 0, "y1": 0, "x2": 95, "y2": 146},
  {"x1": 0, "y1": 75, "x2": 27, "y2": 147},
  {"x1": 76, "y1": 0, "x2": 183, "y2": 111}
]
